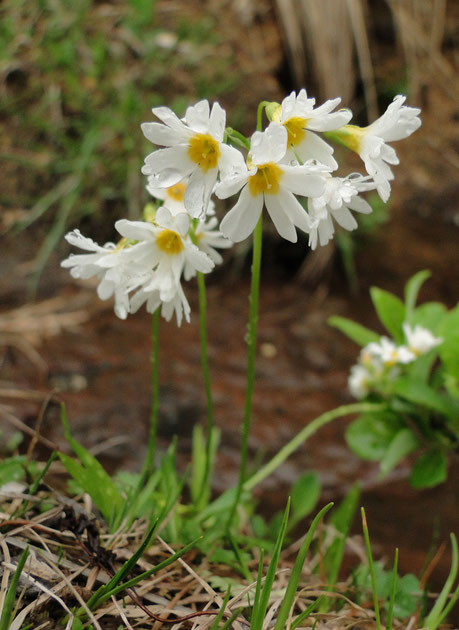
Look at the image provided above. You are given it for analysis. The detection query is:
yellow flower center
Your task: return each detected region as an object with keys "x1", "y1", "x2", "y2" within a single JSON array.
[
  {"x1": 156, "y1": 229, "x2": 184, "y2": 255},
  {"x1": 248, "y1": 163, "x2": 283, "y2": 196},
  {"x1": 283, "y1": 116, "x2": 307, "y2": 147},
  {"x1": 332, "y1": 124, "x2": 364, "y2": 154},
  {"x1": 166, "y1": 182, "x2": 186, "y2": 202},
  {"x1": 188, "y1": 133, "x2": 220, "y2": 172}
]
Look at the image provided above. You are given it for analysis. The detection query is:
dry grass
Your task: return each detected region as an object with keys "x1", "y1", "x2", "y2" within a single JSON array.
[{"x1": 0, "y1": 485, "x2": 433, "y2": 629}]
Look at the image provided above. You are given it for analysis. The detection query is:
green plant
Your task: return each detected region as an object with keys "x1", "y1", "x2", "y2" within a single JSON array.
[{"x1": 330, "y1": 270, "x2": 459, "y2": 487}]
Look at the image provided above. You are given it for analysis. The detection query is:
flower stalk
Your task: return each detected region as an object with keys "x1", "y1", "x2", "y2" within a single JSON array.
[
  {"x1": 195, "y1": 270, "x2": 215, "y2": 508},
  {"x1": 226, "y1": 213, "x2": 263, "y2": 530},
  {"x1": 139, "y1": 307, "x2": 161, "y2": 483}
]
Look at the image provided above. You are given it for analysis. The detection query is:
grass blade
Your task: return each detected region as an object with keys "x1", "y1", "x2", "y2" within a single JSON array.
[
  {"x1": 0, "y1": 546, "x2": 29, "y2": 630},
  {"x1": 273, "y1": 502, "x2": 333, "y2": 630},
  {"x1": 209, "y1": 586, "x2": 232, "y2": 630},
  {"x1": 290, "y1": 597, "x2": 322, "y2": 630},
  {"x1": 361, "y1": 507, "x2": 381, "y2": 630},
  {"x1": 386, "y1": 547, "x2": 398, "y2": 630},
  {"x1": 251, "y1": 498, "x2": 290, "y2": 630},
  {"x1": 424, "y1": 533, "x2": 458, "y2": 630}
]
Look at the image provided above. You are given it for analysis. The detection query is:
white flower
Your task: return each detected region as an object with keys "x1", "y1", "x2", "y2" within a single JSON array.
[
  {"x1": 349, "y1": 364, "x2": 371, "y2": 399},
  {"x1": 61, "y1": 230, "x2": 134, "y2": 319},
  {"x1": 338, "y1": 95, "x2": 421, "y2": 202},
  {"x1": 307, "y1": 173, "x2": 374, "y2": 249},
  {"x1": 216, "y1": 123, "x2": 325, "y2": 243},
  {"x1": 272, "y1": 89, "x2": 352, "y2": 169},
  {"x1": 141, "y1": 100, "x2": 245, "y2": 218},
  {"x1": 403, "y1": 323, "x2": 443, "y2": 356},
  {"x1": 114, "y1": 207, "x2": 214, "y2": 303},
  {"x1": 365, "y1": 337, "x2": 416, "y2": 367}
]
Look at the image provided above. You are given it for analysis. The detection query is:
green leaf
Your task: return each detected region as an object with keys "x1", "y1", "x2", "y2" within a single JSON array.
[
  {"x1": 393, "y1": 379, "x2": 458, "y2": 417},
  {"x1": 346, "y1": 413, "x2": 402, "y2": 461},
  {"x1": 404, "y1": 270, "x2": 431, "y2": 319},
  {"x1": 58, "y1": 409, "x2": 124, "y2": 530},
  {"x1": 289, "y1": 472, "x2": 320, "y2": 529},
  {"x1": 379, "y1": 429, "x2": 418, "y2": 478},
  {"x1": 411, "y1": 302, "x2": 447, "y2": 333},
  {"x1": 0, "y1": 456, "x2": 26, "y2": 486},
  {"x1": 370, "y1": 287, "x2": 406, "y2": 342},
  {"x1": 438, "y1": 305, "x2": 459, "y2": 380},
  {"x1": 410, "y1": 450, "x2": 447, "y2": 488},
  {"x1": 328, "y1": 316, "x2": 379, "y2": 347}
]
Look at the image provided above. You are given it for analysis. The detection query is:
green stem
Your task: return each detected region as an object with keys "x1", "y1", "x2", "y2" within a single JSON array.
[
  {"x1": 195, "y1": 271, "x2": 215, "y2": 507},
  {"x1": 140, "y1": 308, "x2": 160, "y2": 483},
  {"x1": 244, "y1": 402, "x2": 385, "y2": 492},
  {"x1": 256, "y1": 101, "x2": 270, "y2": 133},
  {"x1": 361, "y1": 507, "x2": 381, "y2": 630},
  {"x1": 226, "y1": 215, "x2": 263, "y2": 530}
]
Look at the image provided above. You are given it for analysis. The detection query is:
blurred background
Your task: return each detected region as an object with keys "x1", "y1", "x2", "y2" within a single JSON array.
[{"x1": 1, "y1": 0, "x2": 458, "y2": 590}]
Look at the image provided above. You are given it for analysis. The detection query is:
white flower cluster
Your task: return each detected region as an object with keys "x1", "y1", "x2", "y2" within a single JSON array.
[
  {"x1": 62, "y1": 180, "x2": 231, "y2": 326},
  {"x1": 349, "y1": 323, "x2": 442, "y2": 399},
  {"x1": 62, "y1": 91, "x2": 421, "y2": 324}
]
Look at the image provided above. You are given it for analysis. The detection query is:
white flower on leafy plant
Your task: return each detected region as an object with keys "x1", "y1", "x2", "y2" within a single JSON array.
[
  {"x1": 403, "y1": 323, "x2": 442, "y2": 356},
  {"x1": 335, "y1": 95, "x2": 421, "y2": 202},
  {"x1": 365, "y1": 337, "x2": 415, "y2": 367},
  {"x1": 307, "y1": 173, "x2": 374, "y2": 249},
  {"x1": 271, "y1": 89, "x2": 352, "y2": 169},
  {"x1": 216, "y1": 123, "x2": 325, "y2": 243},
  {"x1": 141, "y1": 100, "x2": 245, "y2": 218}
]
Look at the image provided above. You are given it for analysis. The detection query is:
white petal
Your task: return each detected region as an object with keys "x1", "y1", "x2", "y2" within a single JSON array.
[
  {"x1": 294, "y1": 131, "x2": 338, "y2": 169},
  {"x1": 347, "y1": 196, "x2": 372, "y2": 214},
  {"x1": 185, "y1": 243, "x2": 215, "y2": 273},
  {"x1": 151, "y1": 106, "x2": 190, "y2": 133},
  {"x1": 264, "y1": 193, "x2": 298, "y2": 242},
  {"x1": 330, "y1": 205, "x2": 358, "y2": 230},
  {"x1": 184, "y1": 168, "x2": 217, "y2": 218},
  {"x1": 218, "y1": 143, "x2": 247, "y2": 178},
  {"x1": 220, "y1": 186, "x2": 263, "y2": 242},
  {"x1": 185, "y1": 100, "x2": 210, "y2": 132},
  {"x1": 307, "y1": 107, "x2": 353, "y2": 131},
  {"x1": 250, "y1": 123, "x2": 287, "y2": 164},
  {"x1": 64, "y1": 230, "x2": 109, "y2": 252},
  {"x1": 115, "y1": 219, "x2": 155, "y2": 241},
  {"x1": 142, "y1": 146, "x2": 193, "y2": 186},
  {"x1": 209, "y1": 101, "x2": 226, "y2": 140},
  {"x1": 141, "y1": 122, "x2": 188, "y2": 146},
  {"x1": 155, "y1": 206, "x2": 174, "y2": 228},
  {"x1": 274, "y1": 188, "x2": 311, "y2": 234},
  {"x1": 280, "y1": 164, "x2": 326, "y2": 198},
  {"x1": 215, "y1": 169, "x2": 248, "y2": 199}
]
